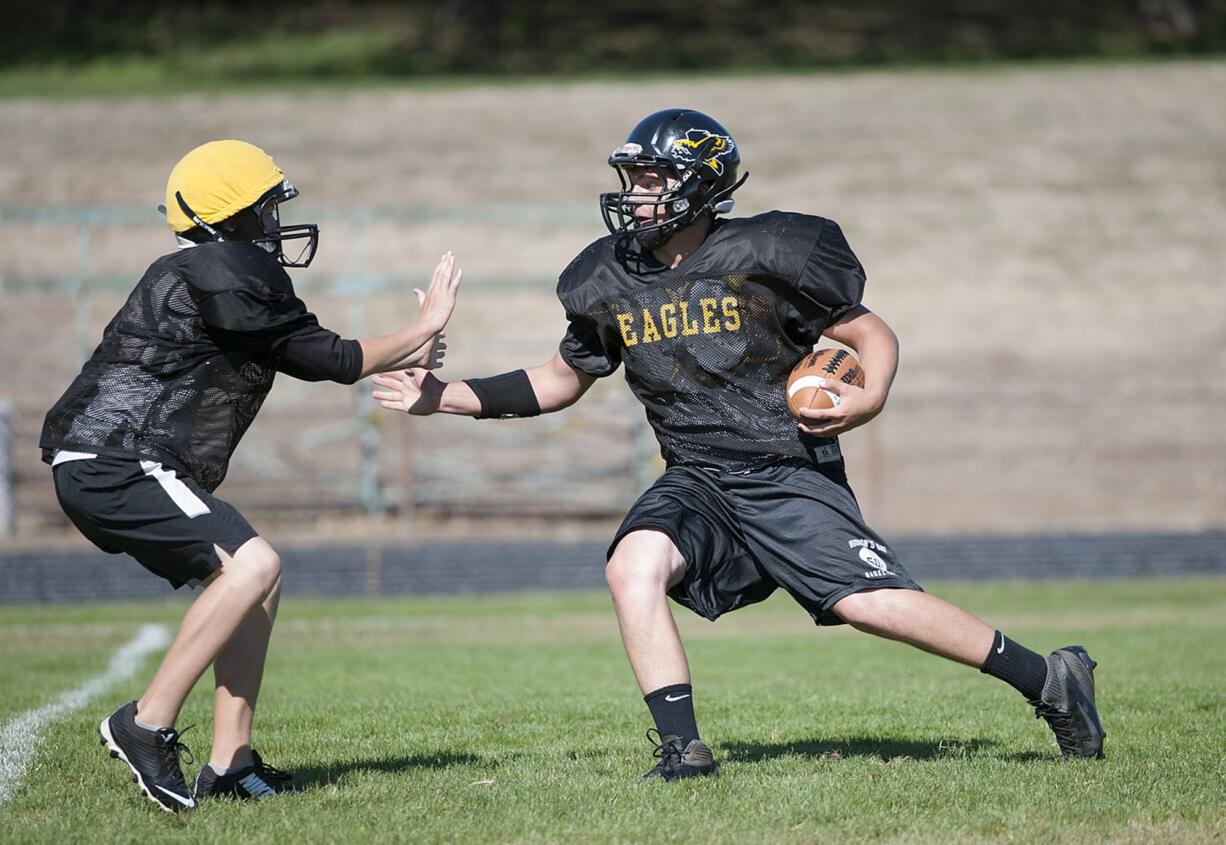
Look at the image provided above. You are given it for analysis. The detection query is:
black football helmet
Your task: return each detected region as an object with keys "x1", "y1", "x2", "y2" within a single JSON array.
[{"x1": 600, "y1": 109, "x2": 748, "y2": 250}]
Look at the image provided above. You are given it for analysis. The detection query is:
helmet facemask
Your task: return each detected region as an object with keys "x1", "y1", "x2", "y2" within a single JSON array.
[
  {"x1": 601, "y1": 155, "x2": 707, "y2": 251},
  {"x1": 173, "y1": 180, "x2": 319, "y2": 268},
  {"x1": 600, "y1": 132, "x2": 747, "y2": 252}
]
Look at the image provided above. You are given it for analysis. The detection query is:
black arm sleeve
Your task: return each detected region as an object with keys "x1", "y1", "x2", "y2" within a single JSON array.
[
  {"x1": 277, "y1": 327, "x2": 364, "y2": 384},
  {"x1": 199, "y1": 288, "x2": 363, "y2": 384}
]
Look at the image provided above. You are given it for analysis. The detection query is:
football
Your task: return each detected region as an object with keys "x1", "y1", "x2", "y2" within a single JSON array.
[{"x1": 786, "y1": 348, "x2": 865, "y2": 418}]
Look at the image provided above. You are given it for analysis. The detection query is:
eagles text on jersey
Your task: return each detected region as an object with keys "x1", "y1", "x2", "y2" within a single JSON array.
[{"x1": 558, "y1": 211, "x2": 865, "y2": 470}]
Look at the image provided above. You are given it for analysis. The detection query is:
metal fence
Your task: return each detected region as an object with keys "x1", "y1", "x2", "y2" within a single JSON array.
[
  {"x1": 3, "y1": 205, "x2": 1223, "y2": 541},
  {"x1": 0, "y1": 204, "x2": 659, "y2": 535}
]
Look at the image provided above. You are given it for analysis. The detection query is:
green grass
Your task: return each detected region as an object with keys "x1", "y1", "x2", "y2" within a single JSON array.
[{"x1": 2, "y1": 578, "x2": 1224, "y2": 843}]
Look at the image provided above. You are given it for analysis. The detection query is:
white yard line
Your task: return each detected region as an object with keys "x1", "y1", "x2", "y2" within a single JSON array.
[{"x1": 0, "y1": 623, "x2": 170, "y2": 806}]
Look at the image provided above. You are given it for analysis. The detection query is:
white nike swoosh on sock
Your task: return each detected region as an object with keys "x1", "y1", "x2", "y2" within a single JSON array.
[
  {"x1": 664, "y1": 694, "x2": 691, "y2": 702},
  {"x1": 996, "y1": 634, "x2": 1006, "y2": 654},
  {"x1": 154, "y1": 784, "x2": 194, "y2": 807}
]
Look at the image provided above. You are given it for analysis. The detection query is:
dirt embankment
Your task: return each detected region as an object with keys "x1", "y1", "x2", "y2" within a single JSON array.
[{"x1": 2, "y1": 61, "x2": 1223, "y2": 546}]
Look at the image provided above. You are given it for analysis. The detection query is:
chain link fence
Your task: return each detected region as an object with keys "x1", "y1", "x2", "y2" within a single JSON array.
[
  {"x1": 2, "y1": 190, "x2": 1223, "y2": 540},
  {"x1": 0, "y1": 204, "x2": 664, "y2": 536}
]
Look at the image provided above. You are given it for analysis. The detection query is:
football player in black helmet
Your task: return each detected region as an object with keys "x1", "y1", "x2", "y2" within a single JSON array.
[
  {"x1": 42, "y1": 140, "x2": 464, "y2": 811},
  {"x1": 374, "y1": 109, "x2": 1105, "y2": 779},
  {"x1": 600, "y1": 109, "x2": 748, "y2": 251}
]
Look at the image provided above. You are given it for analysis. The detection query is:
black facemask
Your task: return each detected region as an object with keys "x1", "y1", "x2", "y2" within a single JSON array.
[{"x1": 172, "y1": 181, "x2": 319, "y2": 268}]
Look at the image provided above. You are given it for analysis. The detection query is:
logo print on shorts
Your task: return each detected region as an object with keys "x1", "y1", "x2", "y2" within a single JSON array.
[{"x1": 849, "y1": 538, "x2": 898, "y2": 579}]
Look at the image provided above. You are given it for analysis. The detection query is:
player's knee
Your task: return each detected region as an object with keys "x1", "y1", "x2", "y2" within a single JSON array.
[
  {"x1": 265, "y1": 570, "x2": 283, "y2": 603},
  {"x1": 833, "y1": 589, "x2": 894, "y2": 627},
  {"x1": 227, "y1": 539, "x2": 281, "y2": 596},
  {"x1": 252, "y1": 548, "x2": 282, "y2": 595},
  {"x1": 606, "y1": 557, "x2": 662, "y2": 595},
  {"x1": 605, "y1": 535, "x2": 682, "y2": 594}
]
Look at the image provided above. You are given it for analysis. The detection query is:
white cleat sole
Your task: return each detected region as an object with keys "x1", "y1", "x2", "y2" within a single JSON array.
[{"x1": 98, "y1": 716, "x2": 194, "y2": 813}]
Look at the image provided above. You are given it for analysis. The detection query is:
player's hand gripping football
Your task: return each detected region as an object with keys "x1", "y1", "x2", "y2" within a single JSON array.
[
  {"x1": 400, "y1": 252, "x2": 463, "y2": 369},
  {"x1": 794, "y1": 378, "x2": 884, "y2": 437},
  {"x1": 371, "y1": 368, "x2": 444, "y2": 416}
]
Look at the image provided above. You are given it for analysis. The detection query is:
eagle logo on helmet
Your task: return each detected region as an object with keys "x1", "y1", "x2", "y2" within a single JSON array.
[{"x1": 670, "y1": 130, "x2": 736, "y2": 176}]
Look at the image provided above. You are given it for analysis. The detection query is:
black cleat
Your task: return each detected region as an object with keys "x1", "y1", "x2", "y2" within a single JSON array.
[
  {"x1": 194, "y1": 751, "x2": 293, "y2": 800},
  {"x1": 98, "y1": 701, "x2": 196, "y2": 812},
  {"x1": 641, "y1": 730, "x2": 720, "y2": 781},
  {"x1": 1031, "y1": 646, "x2": 1105, "y2": 759}
]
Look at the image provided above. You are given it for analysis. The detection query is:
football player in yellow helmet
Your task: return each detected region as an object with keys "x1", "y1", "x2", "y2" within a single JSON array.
[
  {"x1": 41, "y1": 140, "x2": 463, "y2": 811},
  {"x1": 163, "y1": 139, "x2": 320, "y2": 267}
]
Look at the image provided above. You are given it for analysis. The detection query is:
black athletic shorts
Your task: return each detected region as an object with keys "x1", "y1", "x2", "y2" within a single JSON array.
[
  {"x1": 609, "y1": 459, "x2": 922, "y2": 625},
  {"x1": 52, "y1": 455, "x2": 258, "y2": 589}
]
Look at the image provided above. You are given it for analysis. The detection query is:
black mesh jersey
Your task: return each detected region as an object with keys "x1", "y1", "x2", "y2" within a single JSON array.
[
  {"x1": 558, "y1": 211, "x2": 866, "y2": 470},
  {"x1": 41, "y1": 241, "x2": 362, "y2": 492}
]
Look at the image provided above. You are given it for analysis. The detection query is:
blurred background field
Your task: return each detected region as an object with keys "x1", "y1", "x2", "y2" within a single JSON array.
[
  {"x1": 1, "y1": 3, "x2": 1224, "y2": 550},
  {"x1": 3, "y1": 63, "x2": 1225, "y2": 546}
]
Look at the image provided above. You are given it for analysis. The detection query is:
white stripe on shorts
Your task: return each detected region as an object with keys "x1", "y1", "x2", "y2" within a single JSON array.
[
  {"x1": 138, "y1": 460, "x2": 211, "y2": 518},
  {"x1": 51, "y1": 450, "x2": 98, "y2": 466}
]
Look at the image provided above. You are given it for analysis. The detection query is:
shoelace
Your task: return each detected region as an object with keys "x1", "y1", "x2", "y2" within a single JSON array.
[
  {"x1": 252, "y1": 752, "x2": 292, "y2": 784},
  {"x1": 155, "y1": 724, "x2": 196, "y2": 781},
  {"x1": 1033, "y1": 704, "x2": 1080, "y2": 752},
  {"x1": 646, "y1": 729, "x2": 684, "y2": 772}
]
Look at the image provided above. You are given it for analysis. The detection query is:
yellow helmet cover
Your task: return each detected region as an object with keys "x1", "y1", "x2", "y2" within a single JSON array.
[{"x1": 165, "y1": 140, "x2": 285, "y2": 234}]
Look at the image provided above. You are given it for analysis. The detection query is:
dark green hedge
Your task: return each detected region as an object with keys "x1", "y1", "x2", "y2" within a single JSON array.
[{"x1": 6, "y1": 0, "x2": 1224, "y2": 72}]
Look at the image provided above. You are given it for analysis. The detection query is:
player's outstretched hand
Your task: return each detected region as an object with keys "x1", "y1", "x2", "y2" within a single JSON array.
[
  {"x1": 416, "y1": 251, "x2": 463, "y2": 334},
  {"x1": 795, "y1": 378, "x2": 883, "y2": 437},
  {"x1": 397, "y1": 285, "x2": 448, "y2": 370},
  {"x1": 397, "y1": 252, "x2": 460, "y2": 369},
  {"x1": 372, "y1": 369, "x2": 443, "y2": 416}
]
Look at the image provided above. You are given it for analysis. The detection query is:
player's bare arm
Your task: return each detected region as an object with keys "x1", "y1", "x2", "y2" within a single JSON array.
[
  {"x1": 372, "y1": 348, "x2": 595, "y2": 417},
  {"x1": 356, "y1": 252, "x2": 463, "y2": 377},
  {"x1": 795, "y1": 305, "x2": 899, "y2": 437}
]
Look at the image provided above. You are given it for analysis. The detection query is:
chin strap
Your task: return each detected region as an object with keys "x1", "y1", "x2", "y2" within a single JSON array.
[
  {"x1": 699, "y1": 171, "x2": 748, "y2": 218},
  {"x1": 174, "y1": 191, "x2": 225, "y2": 241}
]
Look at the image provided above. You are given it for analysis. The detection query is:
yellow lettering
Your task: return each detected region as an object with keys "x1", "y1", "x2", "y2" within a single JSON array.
[
  {"x1": 699, "y1": 297, "x2": 721, "y2": 334},
  {"x1": 721, "y1": 296, "x2": 741, "y2": 332},
  {"x1": 659, "y1": 303, "x2": 678, "y2": 338},
  {"x1": 678, "y1": 301, "x2": 700, "y2": 336},
  {"x1": 616, "y1": 312, "x2": 638, "y2": 347},
  {"x1": 640, "y1": 308, "x2": 662, "y2": 344}
]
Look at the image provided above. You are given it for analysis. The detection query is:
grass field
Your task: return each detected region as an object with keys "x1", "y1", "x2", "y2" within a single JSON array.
[{"x1": 2, "y1": 577, "x2": 1225, "y2": 843}]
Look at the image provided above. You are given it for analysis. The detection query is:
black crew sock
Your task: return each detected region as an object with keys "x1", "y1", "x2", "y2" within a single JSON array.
[
  {"x1": 980, "y1": 631, "x2": 1050, "y2": 702},
  {"x1": 644, "y1": 683, "x2": 699, "y2": 746}
]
